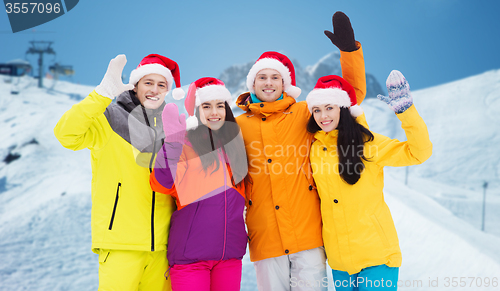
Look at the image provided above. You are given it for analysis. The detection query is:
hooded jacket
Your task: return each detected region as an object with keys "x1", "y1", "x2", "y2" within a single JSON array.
[
  {"x1": 150, "y1": 130, "x2": 247, "y2": 266},
  {"x1": 54, "y1": 90, "x2": 176, "y2": 253},
  {"x1": 235, "y1": 45, "x2": 367, "y2": 262},
  {"x1": 310, "y1": 105, "x2": 432, "y2": 274}
]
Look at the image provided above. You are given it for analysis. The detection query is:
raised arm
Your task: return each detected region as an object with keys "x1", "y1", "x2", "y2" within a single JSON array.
[
  {"x1": 325, "y1": 11, "x2": 367, "y2": 105},
  {"x1": 150, "y1": 103, "x2": 187, "y2": 192},
  {"x1": 368, "y1": 70, "x2": 432, "y2": 166},
  {"x1": 54, "y1": 55, "x2": 133, "y2": 151}
]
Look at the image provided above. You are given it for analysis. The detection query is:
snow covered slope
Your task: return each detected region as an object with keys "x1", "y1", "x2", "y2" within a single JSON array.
[
  {"x1": 381, "y1": 174, "x2": 500, "y2": 290},
  {"x1": 364, "y1": 69, "x2": 500, "y2": 191},
  {"x1": 363, "y1": 69, "x2": 500, "y2": 237},
  {"x1": 0, "y1": 72, "x2": 499, "y2": 290}
]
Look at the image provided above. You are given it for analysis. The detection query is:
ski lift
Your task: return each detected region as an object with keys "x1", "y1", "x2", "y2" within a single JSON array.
[
  {"x1": 25, "y1": 41, "x2": 55, "y2": 88},
  {"x1": 49, "y1": 63, "x2": 74, "y2": 77},
  {"x1": 47, "y1": 62, "x2": 73, "y2": 90},
  {"x1": 0, "y1": 59, "x2": 32, "y2": 78},
  {"x1": 0, "y1": 59, "x2": 33, "y2": 94}
]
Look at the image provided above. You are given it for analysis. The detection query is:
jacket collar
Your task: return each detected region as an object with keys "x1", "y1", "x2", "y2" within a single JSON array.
[
  {"x1": 314, "y1": 129, "x2": 339, "y2": 146},
  {"x1": 116, "y1": 90, "x2": 165, "y2": 117},
  {"x1": 106, "y1": 90, "x2": 166, "y2": 155},
  {"x1": 236, "y1": 92, "x2": 295, "y2": 116}
]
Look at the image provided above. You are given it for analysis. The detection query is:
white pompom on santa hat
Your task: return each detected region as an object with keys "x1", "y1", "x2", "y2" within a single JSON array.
[
  {"x1": 129, "y1": 54, "x2": 185, "y2": 100},
  {"x1": 184, "y1": 77, "x2": 233, "y2": 130},
  {"x1": 246, "y1": 51, "x2": 301, "y2": 99},
  {"x1": 306, "y1": 75, "x2": 363, "y2": 117}
]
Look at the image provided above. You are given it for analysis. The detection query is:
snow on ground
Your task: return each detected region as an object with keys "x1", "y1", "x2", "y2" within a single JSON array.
[
  {"x1": 383, "y1": 172, "x2": 500, "y2": 291},
  {"x1": 1, "y1": 73, "x2": 499, "y2": 290},
  {"x1": 362, "y1": 69, "x2": 500, "y2": 239}
]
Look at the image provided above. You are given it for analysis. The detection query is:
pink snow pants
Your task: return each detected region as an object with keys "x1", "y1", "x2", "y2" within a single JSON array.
[{"x1": 170, "y1": 258, "x2": 242, "y2": 291}]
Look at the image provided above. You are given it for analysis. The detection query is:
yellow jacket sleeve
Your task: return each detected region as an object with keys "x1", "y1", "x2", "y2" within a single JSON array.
[
  {"x1": 366, "y1": 105, "x2": 432, "y2": 167},
  {"x1": 54, "y1": 90, "x2": 112, "y2": 151}
]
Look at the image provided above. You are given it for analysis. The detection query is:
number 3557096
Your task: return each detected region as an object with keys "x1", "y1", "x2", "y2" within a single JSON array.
[{"x1": 6, "y1": 2, "x2": 61, "y2": 14}]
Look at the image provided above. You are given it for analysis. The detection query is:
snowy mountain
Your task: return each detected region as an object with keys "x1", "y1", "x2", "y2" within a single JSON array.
[
  {"x1": 1, "y1": 71, "x2": 500, "y2": 290},
  {"x1": 219, "y1": 51, "x2": 385, "y2": 102}
]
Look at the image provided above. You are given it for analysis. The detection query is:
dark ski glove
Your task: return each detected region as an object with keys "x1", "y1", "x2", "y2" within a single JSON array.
[{"x1": 324, "y1": 11, "x2": 357, "y2": 52}]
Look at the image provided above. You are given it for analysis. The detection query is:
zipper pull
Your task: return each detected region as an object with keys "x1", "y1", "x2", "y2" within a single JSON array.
[{"x1": 154, "y1": 117, "x2": 157, "y2": 127}]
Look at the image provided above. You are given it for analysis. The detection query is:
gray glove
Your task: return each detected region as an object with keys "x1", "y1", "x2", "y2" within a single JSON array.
[
  {"x1": 377, "y1": 70, "x2": 413, "y2": 114},
  {"x1": 95, "y1": 54, "x2": 134, "y2": 99}
]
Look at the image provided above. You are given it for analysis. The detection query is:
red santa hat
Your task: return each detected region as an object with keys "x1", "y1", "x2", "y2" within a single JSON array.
[
  {"x1": 184, "y1": 77, "x2": 232, "y2": 130},
  {"x1": 246, "y1": 51, "x2": 301, "y2": 98},
  {"x1": 306, "y1": 75, "x2": 363, "y2": 117},
  {"x1": 129, "y1": 54, "x2": 185, "y2": 100}
]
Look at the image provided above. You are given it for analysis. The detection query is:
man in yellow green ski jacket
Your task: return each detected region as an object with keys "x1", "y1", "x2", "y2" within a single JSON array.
[{"x1": 54, "y1": 54, "x2": 184, "y2": 291}]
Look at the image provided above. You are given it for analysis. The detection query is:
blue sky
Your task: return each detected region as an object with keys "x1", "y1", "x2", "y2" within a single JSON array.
[{"x1": 1, "y1": 0, "x2": 500, "y2": 92}]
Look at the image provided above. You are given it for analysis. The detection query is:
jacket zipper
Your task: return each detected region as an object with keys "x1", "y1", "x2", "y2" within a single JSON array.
[
  {"x1": 142, "y1": 109, "x2": 158, "y2": 252},
  {"x1": 221, "y1": 149, "x2": 228, "y2": 260},
  {"x1": 108, "y1": 182, "x2": 121, "y2": 230},
  {"x1": 150, "y1": 191, "x2": 156, "y2": 251},
  {"x1": 149, "y1": 117, "x2": 158, "y2": 252}
]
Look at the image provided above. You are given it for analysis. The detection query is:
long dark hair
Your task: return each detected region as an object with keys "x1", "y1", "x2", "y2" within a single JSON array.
[
  {"x1": 307, "y1": 107, "x2": 374, "y2": 185},
  {"x1": 186, "y1": 102, "x2": 247, "y2": 187}
]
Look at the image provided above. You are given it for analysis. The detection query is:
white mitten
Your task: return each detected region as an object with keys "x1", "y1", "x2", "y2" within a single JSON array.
[{"x1": 95, "y1": 54, "x2": 134, "y2": 99}]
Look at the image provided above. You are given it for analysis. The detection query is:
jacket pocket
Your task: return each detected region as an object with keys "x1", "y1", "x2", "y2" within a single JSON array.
[
  {"x1": 370, "y1": 214, "x2": 390, "y2": 249},
  {"x1": 108, "y1": 182, "x2": 121, "y2": 230}
]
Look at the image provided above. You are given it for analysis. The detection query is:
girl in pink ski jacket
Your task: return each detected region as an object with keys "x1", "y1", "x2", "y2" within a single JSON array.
[{"x1": 150, "y1": 77, "x2": 248, "y2": 291}]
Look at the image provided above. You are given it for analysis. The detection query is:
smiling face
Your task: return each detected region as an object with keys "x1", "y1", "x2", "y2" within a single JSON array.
[
  {"x1": 312, "y1": 104, "x2": 341, "y2": 133},
  {"x1": 253, "y1": 69, "x2": 284, "y2": 102},
  {"x1": 199, "y1": 100, "x2": 226, "y2": 131},
  {"x1": 133, "y1": 74, "x2": 168, "y2": 109}
]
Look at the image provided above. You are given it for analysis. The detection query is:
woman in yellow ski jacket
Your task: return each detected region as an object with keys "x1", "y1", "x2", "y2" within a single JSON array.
[{"x1": 305, "y1": 71, "x2": 432, "y2": 290}]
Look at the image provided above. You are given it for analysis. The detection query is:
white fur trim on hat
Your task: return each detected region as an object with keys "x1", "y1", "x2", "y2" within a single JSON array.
[
  {"x1": 172, "y1": 87, "x2": 185, "y2": 100},
  {"x1": 195, "y1": 85, "x2": 232, "y2": 107},
  {"x1": 246, "y1": 58, "x2": 292, "y2": 94},
  {"x1": 129, "y1": 63, "x2": 174, "y2": 91},
  {"x1": 349, "y1": 104, "x2": 363, "y2": 118},
  {"x1": 186, "y1": 115, "x2": 199, "y2": 130},
  {"x1": 306, "y1": 88, "x2": 351, "y2": 113},
  {"x1": 286, "y1": 86, "x2": 301, "y2": 98}
]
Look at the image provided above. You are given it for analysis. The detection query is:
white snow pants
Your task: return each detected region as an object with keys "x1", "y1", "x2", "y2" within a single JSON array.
[{"x1": 254, "y1": 246, "x2": 327, "y2": 291}]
